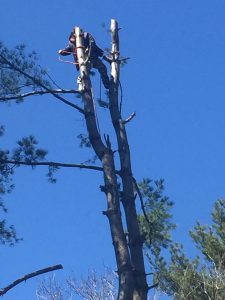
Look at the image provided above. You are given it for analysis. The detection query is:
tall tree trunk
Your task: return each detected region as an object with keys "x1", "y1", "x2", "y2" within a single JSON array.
[
  {"x1": 109, "y1": 20, "x2": 148, "y2": 300},
  {"x1": 75, "y1": 26, "x2": 135, "y2": 300}
]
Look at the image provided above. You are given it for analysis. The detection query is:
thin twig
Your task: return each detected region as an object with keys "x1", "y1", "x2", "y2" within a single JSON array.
[
  {"x1": 123, "y1": 112, "x2": 136, "y2": 124},
  {"x1": 0, "y1": 89, "x2": 80, "y2": 102},
  {"x1": 0, "y1": 264, "x2": 63, "y2": 296},
  {"x1": 203, "y1": 251, "x2": 219, "y2": 276},
  {"x1": 119, "y1": 57, "x2": 130, "y2": 62}
]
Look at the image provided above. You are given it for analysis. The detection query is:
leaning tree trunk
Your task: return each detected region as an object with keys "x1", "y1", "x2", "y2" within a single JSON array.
[
  {"x1": 75, "y1": 26, "x2": 135, "y2": 300},
  {"x1": 109, "y1": 20, "x2": 148, "y2": 300}
]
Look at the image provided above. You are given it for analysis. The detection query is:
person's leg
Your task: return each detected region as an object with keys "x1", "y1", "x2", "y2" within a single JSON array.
[{"x1": 92, "y1": 58, "x2": 110, "y2": 89}]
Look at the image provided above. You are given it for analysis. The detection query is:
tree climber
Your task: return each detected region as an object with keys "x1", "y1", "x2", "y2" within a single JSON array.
[{"x1": 58, "y1": 30, "x2": 110, "y2": 89}]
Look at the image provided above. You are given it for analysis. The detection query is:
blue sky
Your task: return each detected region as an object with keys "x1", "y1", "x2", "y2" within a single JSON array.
[{"x1": 1, "y1": 0, "x2": 225, "y2": 299}]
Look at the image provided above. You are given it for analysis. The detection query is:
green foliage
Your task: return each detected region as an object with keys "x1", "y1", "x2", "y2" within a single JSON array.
[
  {"x1": 0, "y1": 134, "x2": 48, "y2": 245},
  {"x1": 0, "y1": 146, "x2": 19, "y2": 245},
  {"x1": 137, "y1": 179, "x2": 176, "y2": 290},
  {"x1": 138, "y1": 180, "x2": 225, "y2": 299},
  {"x1": 146, "y1": 199, "x2": 225, "y2": 300},
  {"x1": 0, "y1": 42, "x2": 51, "y2": 103},
  {"x1": 77, "y1": 133, "x2": 91, "y2": 148},
  {"x1": 0, "y1": 220, "x2": 20, "y2": 246},
  {"x1": 13, "y1": 135, "x2": 47, "y2": 163},
  {"x1": 157, "y1": 245, "x2": 206, "y2": 299},
  {"x1": 0, "y1": 148, "x2": 14, "y2": 207},
  {"x1": 46, "y1": 165, "x2": 59, "y2": 184},
  {"x1": 0, "y1": 42, "x2": 55, "y2": 246},
  {"x1": 190, "y1": 199, "x2": 225, "y2": 271},
  {"x1": 138, "y1": 178, "x2": 175, "y2": 253}
]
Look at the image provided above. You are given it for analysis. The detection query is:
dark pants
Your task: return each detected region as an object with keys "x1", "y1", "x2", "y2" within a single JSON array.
[{"x1": 90, "y1": 58, "x2": 110, "y2": 89}]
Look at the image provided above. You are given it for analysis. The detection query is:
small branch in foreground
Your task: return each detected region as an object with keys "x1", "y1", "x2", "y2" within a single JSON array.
[
  {"x1": 0, "y1": 264, "x2": 63, "y2": 296},
  {"x1": 1, "y1": 159, "x2": 104, "y2": 172},
  {"x1": 0, "y1": 89, "x2": 80, "y2": 102},
  {"x1": 148, "y1": 281, "x2": 159, "y2": 290},
  {"x1": 123, "y1": 112, "x2": 136, "y2": 124},
  {"x1": 132, "y1": 177, "x2": 151, "y2": 225}
]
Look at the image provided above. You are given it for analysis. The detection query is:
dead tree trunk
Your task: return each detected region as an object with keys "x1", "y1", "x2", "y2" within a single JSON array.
[
  {"x1": 109, "y1": 20, "x2": 148, "y2": 300},
  {"x1": 75, "y1": 26, "x2": 135, "y2": 300}
]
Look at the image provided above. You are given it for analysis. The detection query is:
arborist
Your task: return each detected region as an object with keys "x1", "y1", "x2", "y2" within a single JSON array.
[{"x1": 58, "y1": 30, "x2": 110, "y2": 89}]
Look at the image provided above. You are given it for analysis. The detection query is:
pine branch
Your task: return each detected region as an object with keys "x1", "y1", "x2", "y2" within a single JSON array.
[
  {"x1": 0, "y1": 264, "x2": 63, "y2": 296},
  {"x1": 0, "y1": 89, "x2": 80, "y2": 101},
  {"x1": 132, "y1": 177, "x2": 151, "y2": 225},
  {"x1": 0, "y1": 54, "x2": 84, "y2": 114},
  {"x1": 1, "y1": 159, "x2": 104, "y2": 172}
]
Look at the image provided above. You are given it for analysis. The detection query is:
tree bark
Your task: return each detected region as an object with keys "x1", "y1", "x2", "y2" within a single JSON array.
[
  {"x1": 75, "y1": 26, "x2": 134, "y2": 300},
  {"x1": 0, "y1": 264, "x2": 63, "y2": 296},
  {"x1": 109, "y1": 19, "x2": 148, "y2": 300}
]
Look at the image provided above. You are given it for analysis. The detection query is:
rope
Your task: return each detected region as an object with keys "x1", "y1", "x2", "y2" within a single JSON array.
[
  {"x1": 58, "y1": 56, "x2": 79, "y2": 65},
  {"x1": 119, "y1": 80, "x2": 123, "y2": 113}
]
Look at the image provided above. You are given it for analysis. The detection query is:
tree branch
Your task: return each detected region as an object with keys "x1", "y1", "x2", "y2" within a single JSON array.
[
  {"x1": 148, "y1": 281, "x2": 159, "y2": 290},
  {"x1": 0, "y1": 264, "x2": 63, "y2": 296},
  {"x1": 1, "y1": 159, "x2": 104, "y2": 172},
  {"x1": 0, "y1": 89, "x2": 80, "y2": 102},
  {"x1": 132, "y1": 177, "x2": 151, "y2": 225},
  {"x1": 122, "y1": 112, "x2": 136, "y2": 124},
  {"x1": 0, "y1": 54, "x2": 84, "y2": 114}
]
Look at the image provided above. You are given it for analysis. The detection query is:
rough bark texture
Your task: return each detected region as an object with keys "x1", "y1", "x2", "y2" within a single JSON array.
[
  {"x1": 109, "y1": 20, "x2": 148, "y2": 300},
  {"x1": 75, "y1": 26, "x2": 134, "y2": 300},
  {"x1": 0, "y1": 265, "x2": 63, "y2": 296}
]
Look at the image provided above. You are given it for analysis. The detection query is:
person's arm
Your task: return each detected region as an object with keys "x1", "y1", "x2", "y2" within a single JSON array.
[{"x1": 58, "y1": 43, "x2": 74, "y2": 56}]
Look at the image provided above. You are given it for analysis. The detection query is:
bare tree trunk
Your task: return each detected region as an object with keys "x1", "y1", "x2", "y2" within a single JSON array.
[
  {"x1": 109, "y1": 20, "x2": 148, "y2": 300},
  {"x1": 75, "y1": 26, "x2": 134, "y2": 300}
]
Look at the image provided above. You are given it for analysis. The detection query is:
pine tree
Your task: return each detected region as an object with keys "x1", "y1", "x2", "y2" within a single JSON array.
[{"x1": 142, "y1": 198, "x2": 225, "y2": 300}]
